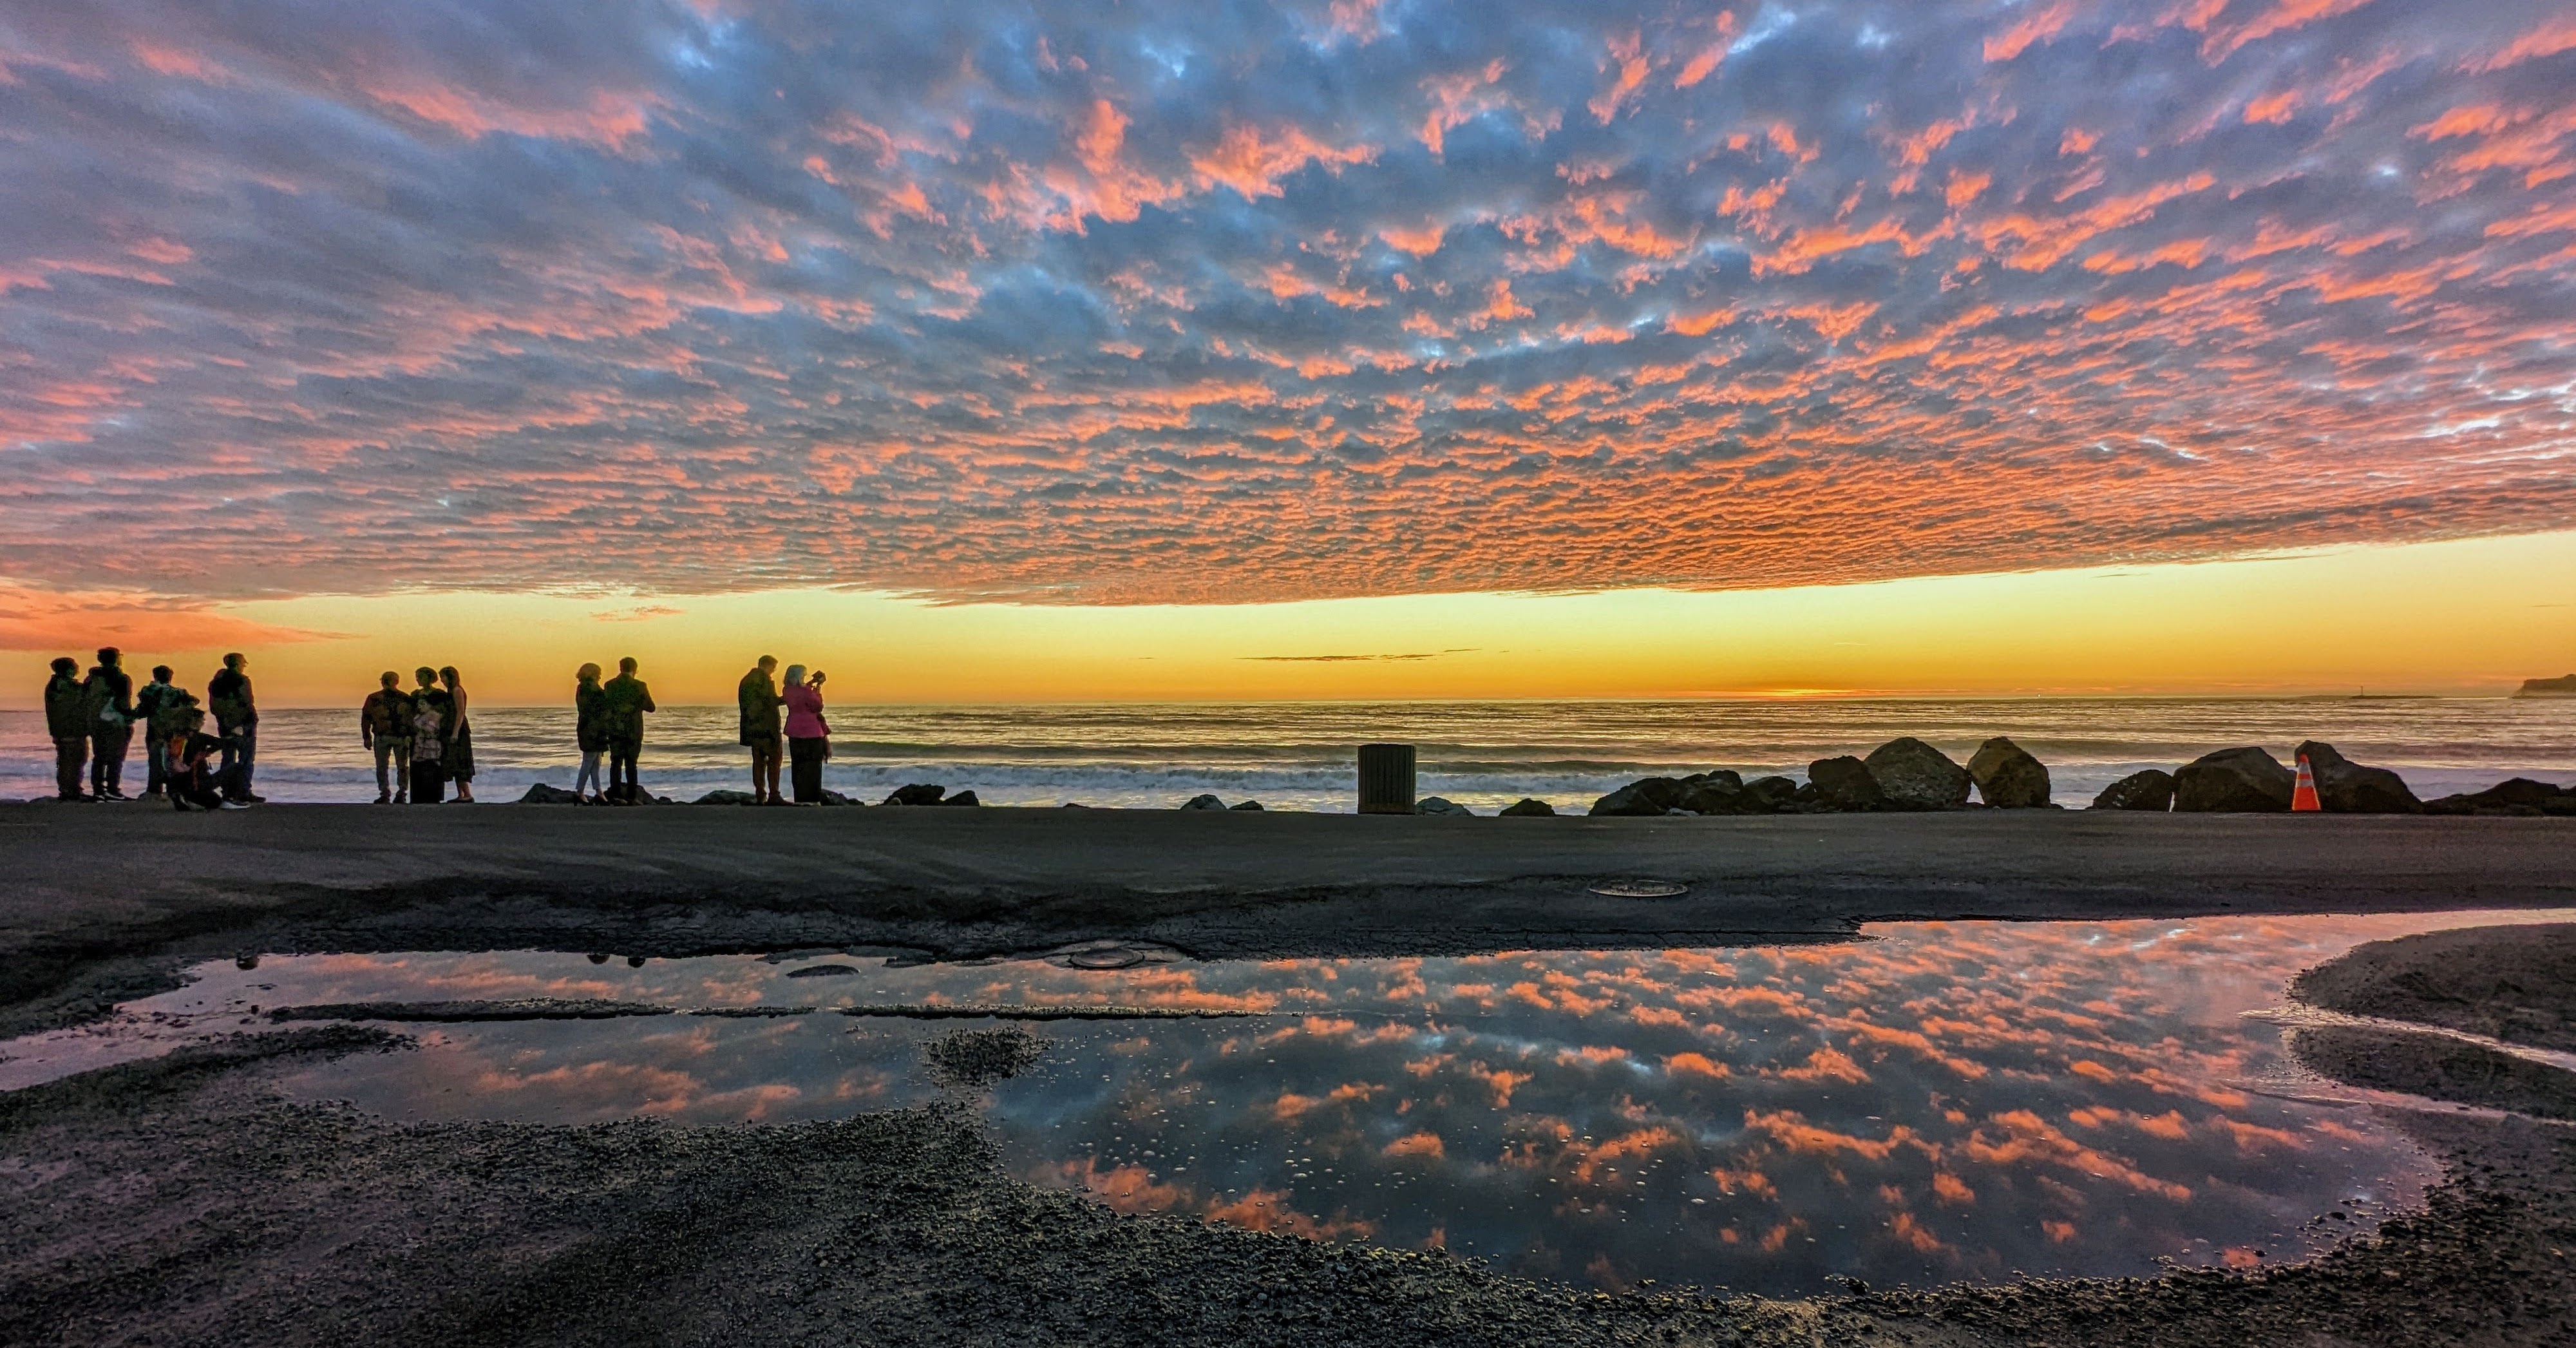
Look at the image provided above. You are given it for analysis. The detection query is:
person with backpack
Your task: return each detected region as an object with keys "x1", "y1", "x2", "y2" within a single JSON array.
[
  {"x1": 207, "y1": 652, "x2": 261, "y2": 802},
  {"x1": 361, "y1": 672, "x2": 414, "y2": 804},
  {"x1": 131, "y1": 665, "x2": 178, "y2": 799},
  {"x1": 82, "y1": 647, "x2": 137, "y2": 800},
  {"x1": 43, "y1": 657, "x2": 90, "y2": 802}
]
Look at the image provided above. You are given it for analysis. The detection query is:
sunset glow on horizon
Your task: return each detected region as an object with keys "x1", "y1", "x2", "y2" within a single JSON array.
[
  {"x1": 4, "y1": 529, "x2": 2569, "y2": 708},
  {"x1": 4, "y1": 0, "x2": 2575, "y2": 700}
]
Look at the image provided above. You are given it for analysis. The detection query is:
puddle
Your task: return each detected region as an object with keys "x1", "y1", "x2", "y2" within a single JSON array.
[{"x1": 6, "y1": 911, "x2": 2570, "y2": 1296}]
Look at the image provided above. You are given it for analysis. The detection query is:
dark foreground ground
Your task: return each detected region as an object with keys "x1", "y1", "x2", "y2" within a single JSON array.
[{"x1": 3, "y1": 805, "x2": 2574, "y2": 1346}]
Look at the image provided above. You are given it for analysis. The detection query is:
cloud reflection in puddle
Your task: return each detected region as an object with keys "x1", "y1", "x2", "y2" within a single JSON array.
[{"x1": 12, "y1": 911, "x2": 2570, "y2": 1295}]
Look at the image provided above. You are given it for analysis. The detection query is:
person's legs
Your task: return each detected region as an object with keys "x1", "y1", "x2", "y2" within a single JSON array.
[
  {"x1": 54, "y1": 737, "x2": 88, "y2": 800},
  {"x1": 609, "y1": 743, "x2": 639, "y2": 801},
  {"x1": 173, "y1": 767, "x2": 222, "y2": 810},
  {"x1": 789, "y1": 737, "x2": 824, "y2": 803},
  {"x1": 410, "y1": 759, "x2": 445, "y2": 804},
  {"x1": 232, "y1": 726, "x2": 259, "y2": 800},
  {"x1": 146, "y1": 736, "x2": 167, "y2": 798},
  {"x1": 373, "y1": 741, "x2": 396, "y2": 802},
  {"x1": 91, "y1": 725, "x2": 129, "y2": 797},
  {"x1": 575, "y1": 750, "x2": 603, "y2": 801}
]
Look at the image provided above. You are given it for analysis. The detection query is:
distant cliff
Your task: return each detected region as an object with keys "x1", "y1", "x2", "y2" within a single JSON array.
[{"x1": 2517, "y1": 674, "x2": 2576, "y2": 698}]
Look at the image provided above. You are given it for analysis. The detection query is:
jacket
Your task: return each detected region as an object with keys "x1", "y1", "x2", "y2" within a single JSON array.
[
  {"x1": 133, "y1": 679, "x2": 176, "y2": 730},
  {"x1": 44, "y1": 672, "x2": 89, "y2": 740},
  {"x1": 600, "y1": 674, "x2": 656, "y2": 743},
  {"x1": 783, "y1": 684, "x2": 829, "y2": 740},
  {"x1": 207, "y1": 669, "x2": 257, "y2": 732},
  {"x1": 149, "y1": 689, "x2": 200, "y2": 745},
  {"x1": 83, "y1": 665, "x2": 135, "y2": 728},
  {"x1": 737, "y1": 669, "x2": 782, "y2": 745},
  {"x1": 410, "y1": 687, "x2": 453, "y2": 743},
  {"x1": 363, "y1": 688, "x2": 415, "y2": 741},
  {"x1": 574, "y1": 681, "x2": 610, "y2": 754}
]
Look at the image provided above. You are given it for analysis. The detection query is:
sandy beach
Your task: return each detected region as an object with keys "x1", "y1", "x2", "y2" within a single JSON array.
[{"x1": 4, "y1": 806, "x2": 2574, "y2": 1345}]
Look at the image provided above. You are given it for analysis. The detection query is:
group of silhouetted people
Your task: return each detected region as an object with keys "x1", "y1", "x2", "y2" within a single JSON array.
[
  {"x1": 38, "y1": 649, "x2": 843, "y2": 809},
  {"x1": 357, "y1": 666, "x2": 478, "y2": 804},
  {"x1": 560, "y1": 654, "x2": 831, "y2": 805},
  {"x1": 43, "y1": 649, "x2": 261, "y2": 810}
]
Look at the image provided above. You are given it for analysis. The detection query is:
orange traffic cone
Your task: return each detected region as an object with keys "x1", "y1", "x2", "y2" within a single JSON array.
[{"x1": 2291, "y1": 754, "x2": 2322, "y2": 812}]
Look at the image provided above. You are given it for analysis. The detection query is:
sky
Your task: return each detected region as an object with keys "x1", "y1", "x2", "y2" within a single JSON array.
[{"x1": 3, "y1": 0, "x2": 2574, "y2": 703}]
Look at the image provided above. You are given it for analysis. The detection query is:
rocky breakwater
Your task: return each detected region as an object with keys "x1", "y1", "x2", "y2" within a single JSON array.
[
  {"x1": 2423, "y1": 778, "x2": 2576, "y2": 817},
  {"x1": 1583, "y1": 734, "x2": 2571, "y2": 819},
  {"x1": 1587, "y1": 736, "x2": 2049, "y2": 816},
  {"x1": 2099, "y1": 742, "x2": 2429, "y2": 813},
  {"x1": 2101, "y1": 741, "x2": 2575, "y2": 814}
]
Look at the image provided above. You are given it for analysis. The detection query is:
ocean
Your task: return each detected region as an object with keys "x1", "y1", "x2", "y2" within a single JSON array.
[{"x1": 8, "y1": 698, "x2": 2574, "y2": 812}]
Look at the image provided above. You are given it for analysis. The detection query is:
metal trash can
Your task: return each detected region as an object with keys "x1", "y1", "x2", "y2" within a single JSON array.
[{"x1": 1357, "y1": 743, "x2": 1417, "y2": 815}]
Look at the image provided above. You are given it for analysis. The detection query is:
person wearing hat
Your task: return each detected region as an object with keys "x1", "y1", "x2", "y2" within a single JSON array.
[{"x1": 43, "y1": 656, "x2": 91, "y2": 802}]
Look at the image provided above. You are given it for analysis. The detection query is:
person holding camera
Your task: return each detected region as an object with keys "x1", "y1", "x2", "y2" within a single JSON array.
[{"x1": 781, "y1": 665, "x2": 831, "y2": 804}]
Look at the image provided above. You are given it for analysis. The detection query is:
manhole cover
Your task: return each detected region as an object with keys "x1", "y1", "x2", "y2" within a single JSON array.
[
  {"x1": 1588, "y1": 880, "x2": 1689, "y2": 899},
  {"x1": 1063, "y1": 946, "x2": 1150, "y2": 971}
]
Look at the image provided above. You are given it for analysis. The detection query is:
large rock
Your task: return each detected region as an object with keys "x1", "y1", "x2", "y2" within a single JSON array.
[
  {"x1": 1589, "y1": 777, "x2": 1687, "y2": 817},
  {"x1": 1415, "y1": 796, "x2": 1475, "y2": 816},
  {"x1": 1685, "y1": 770, "x2": 1745, "y2": 792},
  {"x1": 1806, "y1": 756, "x2": 1884, "y2": 812},
  {"x1": 883, "y1": 783, "x2": 945, "y2": 806},
  {"x1": 518, "y1": 783, "x2": 585, "y2": 805},
  {"x1": 2091, "y1": 770, "x2": 2175, "y2": 812},
  {"x1": 1741, "y1": 776, "x2": 1802, "y2": 812},
  {"x1": 1967, "y1": 737, "x2": 2051, "y2": 808},
  {"x1": 1228, "y1": 799, "x2": 1265, "y2": 812},
  {"x1": 2423, "y1": 779, "x2": 2576, "y2": 817},
  {"x1": 1863, "y1": 738, "x2": 1971, "y2": 811},
  {"x1": 1499, "y1": 797, "x2": 1556, "y2": 817},
  {"x1": 693, "y1": 789, "x2": 759, "y2": 806},
  {"x1": 1180, "y1": 793, "x2": 1227, "y2": 811},
  {"x1": 2174, "y1": 748, "x2": 2294, "y2": 812},
  {"x1": 1679, "y1": 779, "x2": 1754, "y2": 815},
  {"x1": 2293, "y1": 741, "x2": 2421, "y2": 814},
  {"x1": 940, "y1": 790, "x2": 982, "y2": 807}
]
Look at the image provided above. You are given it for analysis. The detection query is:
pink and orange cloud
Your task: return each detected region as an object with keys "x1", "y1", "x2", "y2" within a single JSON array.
[{"x1": 1, "y1": 0, "x2": 2571, "y2": 607}]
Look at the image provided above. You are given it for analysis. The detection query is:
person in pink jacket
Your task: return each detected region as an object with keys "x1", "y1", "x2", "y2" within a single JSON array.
[{"x1": 781, "y1": 665, "x2": 831, "y2": 804}]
